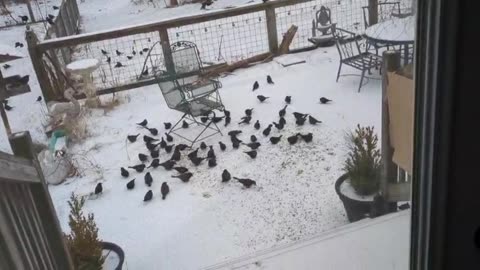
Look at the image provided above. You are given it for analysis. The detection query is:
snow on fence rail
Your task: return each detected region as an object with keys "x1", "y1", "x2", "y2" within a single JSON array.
[{"x1": 28, "y1": 0, "x2": 411, "y2": 102}]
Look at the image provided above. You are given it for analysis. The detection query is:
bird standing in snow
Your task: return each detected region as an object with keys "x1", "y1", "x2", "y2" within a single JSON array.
[
  {"x1": 126, "y1": 179, "x2": 135, "y2": 190},
  {"x1": 161, "y1": 182, "x2": 170, "y2": 200},
  {"x1": 137, "y1": 119, "x2": 148, "y2": 127},
  {"x1": 144, "y1": 172, "x2": 153, "y2": 187},
  {"x1": 94, "y1": 183, "x2": 103, "y2": 195},
  {"x1": 285, "y1": 96, "x2": 291, "y2": 104},
  {"x1": 257, "y1": 95, "x2": 270, "y2": 103},
  {"x1": 254, "y1": 120, "x2": 260, "y2": 130},
  {"x1": 320, "y1": 97, "x2": 332, "y2": 104},
  {"x1": 234, "y1": 177, "x2": 257, "y2": 188},
  {"x1": 144, "y1": 190, "x2": 153, "y2": 202},
  {"x1": 266, "y1": 75, "x2": 274, "y2": 84},
  {"x1": 252, "y1": 81, "x2": 259, "y2": 91},
  {"x1": 172, "y1": 172, "x2": 193, "y2": 182},
  {"x1": 121, "y1": 167, "x2": 129, "y2": 177},
  {"x1": 222, "y1": 169, "x2": 231, "y2": 182}
]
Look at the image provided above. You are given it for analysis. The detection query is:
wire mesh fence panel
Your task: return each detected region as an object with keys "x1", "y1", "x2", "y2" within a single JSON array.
[
  {"x1": 168, "y1": 11, "x2": 269, "y2": 65},
  {"x1": 275, "y1": 0, "x2": 368, "y2": 51}
]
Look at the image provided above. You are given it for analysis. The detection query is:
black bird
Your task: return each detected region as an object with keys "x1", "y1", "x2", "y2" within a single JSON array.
[
  {"x1": 222, "y1": 169, "x2": 231, "y2": 182},
  {"x1": 159, "y1": 160, "x2": 176, "y2": 170},
  {"x1": 263, "y1": 124, "x2": 272, "y2": 136},
  {"x1": 238, "y1": 116, "x2": 252, "y2": 125},
  {"x1": 287, "y1": 134, "x2": 299, "y2": 145},
  {"x1": 279, "y1": 117, "x2": 286, "y2": 126},
  {"x1": 296, "y1": 115, "x2": 308, "y2": 126},
  {"x1": 285, "y1": 96, "x2": 291, "y2": 104},
  {"x1": 234, "y1": 177, "x2": 257, "y2": 188},
  {"x1": 116, "y1": 49, "x2": 123, "y2": 56},
  {"x1": 36, "y1": 96, "x2": 42, "y2": 102},
  {"x1": 46, "y1": 17, "x2": 55, "y2": 25},
  {"x1": 223, "y1": 109, "x2": 231, "y2": 118},
  {"x1": 127, "y1": 55, "x2": 133, "y2": 60},
  {"x1": 138, "y1": 153, "x2": 148, "y2": 162},
  {"x1": 137, "y1": 119, "x2": 148, "y2": 127},
  {"x1": 293, "y1": 112, "x2": 308, "y2": 119},
  {"x1": 190, "y1": 156, "x2": 205, "y2": 166},
  {"x1": 19, "y1": 15, "x2": 28, "y2": 22},
  {"x1": 114, "y1": 62, "x2": 123, "y2": 68},
  {"x1": 150, "y1": 149, "x2": 159, "y2": 158},
  {"x1": 267, "y1": 75, "x2": 274, "y2": 84},
  {"x1": 230, "y1": 135, "x2": 242, "y2": 145},
  {"x1": 170, "y1": 149, "x2": 181, "y2": 161},
  {"x1": 211, "y1": 115, "x2": 224, "y2": 123},
  {"x1": 142, "y1": 48, "x2": 149, "y2": 52},
  {"x1": 94, "y1": 183, "x2": 103, "y2": 195},
  {"x1": 129, "y1": 164, "x2": 146, "y2": 172},
  {"x1": 272, "y1": 121, "x2": 284, "y2": 130},
  {"x1": 219, "y1": 141, "x2": 226, "y2": 151},
  {"x1": 245, "y1": 108, "x2": 253, "y2": 116},
  {"x1": 200, "y1": 142, "x2": 207, "y2": 150},
  {"x1": 244, "y1": 150, "x2": 257, "y2": 159},
  {"x1": 144, "y1": 127, "x2": 158, "y2": 136},
  {"x1": 106, "y1": 57, "x2": 111, "y2": 64},
  {"x1": 200, "y1": 116, "x2": 208, "y2": 123},
  {"x1": 143, "y1": 135, "x2": 158, "y2": 144},
  {"x1": 4, "y1": 104, "x2": 13, "y2": 111},
  {"x1": 53, "y1": 5, "x2": 60, "y2": 10},
  {"x1": 148, "y1": 159, "x2": 160, "y2": 168},
  {"x1": 101, "y1": 49, "x2": 108, "y2": 55},
  {"x1": 232, "y1": 141, "x2": 240, "y2": 149},
  {"x1": 250, "y1": 135, "x2": 257, "y2": 142},
  {"x1": 14, "y1": 42, "x2": 23, "y2": 48},
  {"x1": 224, "y1": 116, "x2": 231, "y2": 127},
  {"x1": 309, "y1": 115, "x2": 322, "y2": 125},
  {"x1": 320, "y1": 97, "x2": 332, "y2": 104},
  {"x1": 3, "y1": 64, "x2": 11, "y2": 69},
  {"x1": 188, "y1": 148, "x2": 199, "y2": 159},
  {"x1": 244, "y1": 142, "x2": 261, "y2": 150},
  {"x1": 121, "y1": 167, "x2": 129, "y2": 177},
  {"x1": 270, "y1": 135, "x2": 282, "y2": 144},
  {"x1": 252, "y1": 81, "x2": 259, "y2": 91},
  {"x1": 182, "y1": 121, "x2": 189, "y2": 128},
  {"x1": 161, "y1": 182, "x2": 170, "y2": 200},
  {"x1": 164, "y1": 122, "x2": 172, "y2": 129},
  {"x1": 9, "y1": 75, "x2": 29, "y2": 87},
  {"x1": 144, "y1": 172, "x2": 153, "y2": 187},
  {"x1": 257, "y1": 95, "x2": 269, "y2": 103},
  {"x1": 142, "y1": 67, "x2": 148, "y2": 76},
  {"x1": 207, "y1": 146, "x2": 215, "y2": 159},
  {"x1": 172, "y1": 172, "x2": 193, "y2": 183},
  {"x1": 165, "y1": 133, "x2": 173, "y2": 142},
  {"x1": 299, "y1": 133, "x2": 313, "y2": 143},
  {"x1": 164, "y1": 144, "x2": 174, "y2": 153},
  {"x1": 126, "y1": 179, "x2": 135, "y2": 190},
  {"x1": 139, "y1": 51, "x2": 143, "y2": 55},
  {"x1": 159, "y1": 137, "x2": 167, "y2": 148},
  {"x1": 279, "y1": 105, "x2": 287, "y2": 117},
  {"x1": 254, "y1": 120, "x2": 260, "y2": 130},
  {"x1": 208, "y1": 158, "x2": 217, "y2": 167},
  {"x1": 173, "y1": 166, "x2": 189, "y2": 173},
  {"x1": 146, "y1": 142, "x2": 160, "y2": 151},
  {"x1": 47, "y1": 14, "x2": 55, "y2": 20},
  {"x1": 228, "y1": 130, "x2": 243, "y2": 137},
  {"x1": 176, "y1": 144, "x2": 189, "y2": 151},
  {"x1": 143, "y1": 190, "x2": 153, "y2": 202}
]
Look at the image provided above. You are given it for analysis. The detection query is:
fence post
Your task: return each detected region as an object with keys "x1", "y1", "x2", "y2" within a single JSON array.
[
  {"x1": 158, "y1": 28, "x2": 175, "y2": 75},
  {"x1": 25, "y1": 0, "x2": 36, "y2": 23},
  {"x1": 71, "y1": 0, "x2": 80, "y2": 22},
  {"x1": 265, "y1": 6, "x2": 278, "y2": 54},
  {"x1": 26, "y1": 29, "x2": 56, "y2": 102},
  {"x1": 381, "y1": 50, "x2": 401, "y2": 200},
  {"x1": 368, "y1": 0, "x2": 378, "y2": 25}
]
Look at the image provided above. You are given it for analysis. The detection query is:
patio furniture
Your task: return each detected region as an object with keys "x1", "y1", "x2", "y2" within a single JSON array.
[
  {"x1": 364, "y1": 16, "x2": 415, "y2": 65},
  {"x1": 333, "y1": 28, "x2": 382, "y2": 92},
  {"x1": 362, "y1": 2, "x2": 402, "y2": 55},
  {"x1": 151, "y1": 41, "x2": 224, "y2": 146},
  {"x1": 308, "y1": 6, "x2": 336, "y2": 47}
]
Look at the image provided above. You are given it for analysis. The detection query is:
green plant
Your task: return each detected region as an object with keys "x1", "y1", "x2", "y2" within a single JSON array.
[
  {"x1": 65, "y1": 193, "x2": 104, "y2": 270},
  {"x1": 343, "y1": 125, "x2": 382, "y2": 196}
]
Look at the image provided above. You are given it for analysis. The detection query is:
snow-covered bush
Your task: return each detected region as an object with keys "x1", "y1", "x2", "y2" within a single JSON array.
[{"x1": 343, "y1": 125, "x2": 381, "y2": 196}]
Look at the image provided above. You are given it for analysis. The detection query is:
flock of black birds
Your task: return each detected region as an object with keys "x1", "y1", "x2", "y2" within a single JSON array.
[
  {"x1": 93, "y1": 74, "x2": 333, "y2": 203},
  {"x1": 100, "y1": 44, "x2": 153, "y2": 72}
]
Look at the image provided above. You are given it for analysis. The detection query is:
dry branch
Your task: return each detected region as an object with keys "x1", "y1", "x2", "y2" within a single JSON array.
[{"x1": 278, "y1": 25, "x2": 298, "y2": 55}]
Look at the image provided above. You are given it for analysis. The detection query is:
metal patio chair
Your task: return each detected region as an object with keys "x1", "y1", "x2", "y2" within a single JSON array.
[
  {"x1": 150, "y1": 41, "x2": 224, "y2": 146},
  {"x1": 333, "y1": 28, "x2": 382, "y2": 92},
  {"x1": 308, "y1": 6, "x2": 336, "y2": 47}
]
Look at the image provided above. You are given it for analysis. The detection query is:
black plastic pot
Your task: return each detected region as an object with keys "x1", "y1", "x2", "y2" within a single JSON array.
[
  {"x1": 101, "y1": 241, "x2": 125, "y2": 270},
  {"x1": 335, "y1": 174, "x2": 374, "y2": 222}
]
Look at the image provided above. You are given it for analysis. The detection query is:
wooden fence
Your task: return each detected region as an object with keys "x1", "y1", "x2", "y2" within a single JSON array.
[{"x1": 0, "y1": 132, "x2": 73, "y2": 270}]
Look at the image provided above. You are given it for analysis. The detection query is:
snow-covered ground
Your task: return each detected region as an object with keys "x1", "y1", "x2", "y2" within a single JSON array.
[{"x1": 1, "y1": 1, "x2": 386, "y2": 269}]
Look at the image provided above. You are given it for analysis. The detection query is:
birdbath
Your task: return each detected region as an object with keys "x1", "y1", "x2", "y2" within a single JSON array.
[{"x1": 66, "y1": 59, "x2": 100, "y2": 108}]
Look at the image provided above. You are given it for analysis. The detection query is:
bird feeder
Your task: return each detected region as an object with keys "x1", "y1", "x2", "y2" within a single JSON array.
[{"x1": 66, "y1": 58, "x2": 100, "y2": 107}]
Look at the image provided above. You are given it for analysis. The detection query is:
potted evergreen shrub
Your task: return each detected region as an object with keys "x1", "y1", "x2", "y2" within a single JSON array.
[
  {"x1": 335, "y1": 125, "x2": 381, "y2": 222},
  {"x1": 65, "y1": 193, "x2": 125, "y2": 270}
]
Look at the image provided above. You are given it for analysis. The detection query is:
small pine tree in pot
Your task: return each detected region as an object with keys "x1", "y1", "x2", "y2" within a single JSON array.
[
  {"x1": 343, "y1": 125, "x2": 382, "y2": 196},
  {"x1": 65, "y1": 193, "x2": 104, "y2": 270}
]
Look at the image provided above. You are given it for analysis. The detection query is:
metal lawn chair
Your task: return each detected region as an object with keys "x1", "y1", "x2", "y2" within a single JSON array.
[
  {"x1": 308, "y1": 6, "x2": 336, "y2": 47},
  {"x1": 151, "y1": 41, "x2": 224, "y2": 146},
  {"x1": 333, "y1": 28, "x2": 382, "y2": 92}
]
